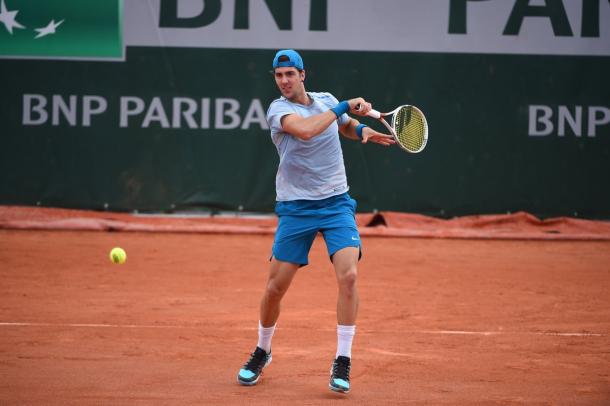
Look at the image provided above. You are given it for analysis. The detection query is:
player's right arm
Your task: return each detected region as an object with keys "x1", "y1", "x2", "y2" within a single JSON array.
[
  {"x1": 280, "y1": 112, "x2": 338, "y2": 141},
  {"x1": 280, "y1": 97, "x2": 371, "y2": 141}
]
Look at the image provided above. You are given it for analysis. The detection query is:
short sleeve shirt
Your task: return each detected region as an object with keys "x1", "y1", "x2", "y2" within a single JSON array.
[{"x1": 266, "y1": 92, "x2": 350, "y2": 201}]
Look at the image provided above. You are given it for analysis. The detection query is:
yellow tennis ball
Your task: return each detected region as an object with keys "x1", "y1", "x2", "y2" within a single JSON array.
[{"x1": 109, "y1": 247, "x2": 127, "y2": 264}]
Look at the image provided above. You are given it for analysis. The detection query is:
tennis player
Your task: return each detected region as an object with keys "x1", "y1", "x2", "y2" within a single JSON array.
[{"x1": 237, "y1": 49, "x2": 394, "y2": 393}]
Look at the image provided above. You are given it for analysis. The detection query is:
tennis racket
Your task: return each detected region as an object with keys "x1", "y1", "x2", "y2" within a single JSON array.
[{"x1": 356, "y1": 104, "x2": 428, "y2": 153}]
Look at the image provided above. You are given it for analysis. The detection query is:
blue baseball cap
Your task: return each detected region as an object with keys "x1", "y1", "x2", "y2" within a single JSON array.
[{"x1": 272, "y1": 49, "x2": 304, "y2": 70}]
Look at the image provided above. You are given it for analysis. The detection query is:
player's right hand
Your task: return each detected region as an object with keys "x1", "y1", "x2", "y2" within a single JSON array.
[{"x1": 348, "y1": 98, "x2": 371, "y2": 116}]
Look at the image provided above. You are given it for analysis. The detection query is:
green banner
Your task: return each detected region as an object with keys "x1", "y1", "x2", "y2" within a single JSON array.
[
  {"x1": 1, "y1": 47, "x2": 609, "y2": 218},
  {"x1": 0, "y1": 0, "x2": 122, "y2": 60}
]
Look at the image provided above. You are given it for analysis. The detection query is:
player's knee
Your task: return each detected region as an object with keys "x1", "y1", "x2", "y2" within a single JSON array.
[
  {"x1": 337, "y1": 268, "x2": 358, "y2": 292},
  {"x1": 265, "y1": 281, "x2": 287, "y2": 301}
]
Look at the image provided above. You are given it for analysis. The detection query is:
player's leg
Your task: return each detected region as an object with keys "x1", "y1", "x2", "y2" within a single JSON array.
[
  {"x1": 332, "y1": 247, "x2": 360, "y2": 326},
  {"x1": 329, "y1": 247, "x2": 359, "y2": 393},
  {"x1": 237, "y1": 259, "x2": 299, "y2": 386},
  {"x1": 263, "y1": 211, "x2": 317, "y2": 329},
  {"x1": 332, "y1": 247, "x2": 359, "y2": 359},
  {"x1": 260, "y1": 258, "x2": 300, "y2": 329},
  {"x1": 237, "y1": 207, "x2": 316, "y2": 386},
  {"x1": 320, "y1": 193, "x2": 361, "y2": 393}
]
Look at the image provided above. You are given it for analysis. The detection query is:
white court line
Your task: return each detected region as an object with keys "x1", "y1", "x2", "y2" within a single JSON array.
[
  {"x1": 0, "y1": 322, "x2": 604, "y2": 337},
  {"x1": 0, "y1": 322, "x2": 171, "y2": 329},
  {"x1": 415, "y1": 330, "x2": 605, "y2": 337}
]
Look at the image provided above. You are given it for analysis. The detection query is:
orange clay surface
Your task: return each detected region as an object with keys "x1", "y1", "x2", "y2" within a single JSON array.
[{"x1": 1, "y1": 230, "x2": 609, "y2": 405}]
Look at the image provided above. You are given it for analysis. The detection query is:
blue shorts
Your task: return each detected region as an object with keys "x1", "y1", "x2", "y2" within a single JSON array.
[{"x1": 272, "y1": 193, "x2": 362, "y2": 266}]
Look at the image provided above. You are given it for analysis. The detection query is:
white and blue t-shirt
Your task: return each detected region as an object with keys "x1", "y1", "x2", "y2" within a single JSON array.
[{"x1": 266, "y1": 92, "x2": 350, "y2": 201}]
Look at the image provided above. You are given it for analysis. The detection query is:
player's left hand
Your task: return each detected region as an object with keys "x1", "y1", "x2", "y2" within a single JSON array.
[{"x1": 361, "y1": 127, "x2": 396, "y2": 146}]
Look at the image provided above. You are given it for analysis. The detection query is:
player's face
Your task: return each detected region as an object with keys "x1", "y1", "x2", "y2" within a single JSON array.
[{"x1": 274, "y1": 67, "x2": 305, "y2": 100}]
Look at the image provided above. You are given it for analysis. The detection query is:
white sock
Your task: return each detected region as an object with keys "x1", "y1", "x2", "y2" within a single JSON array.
[
  {"x1": 336, "y1": 325, "x2": 356, "y2": 358},
  {"x1": 257, "y1": 321, "x2": 276, "y2": 353}
]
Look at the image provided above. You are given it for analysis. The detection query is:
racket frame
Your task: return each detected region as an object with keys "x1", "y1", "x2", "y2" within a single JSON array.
[{"x1": 367, "y1": 105, "x2": 428, "y2": 153}]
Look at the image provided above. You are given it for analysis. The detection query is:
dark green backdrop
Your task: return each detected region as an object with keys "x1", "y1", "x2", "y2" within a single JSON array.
[{"x1": 1, "y1": 48, "x2": 609, "y2": 218}]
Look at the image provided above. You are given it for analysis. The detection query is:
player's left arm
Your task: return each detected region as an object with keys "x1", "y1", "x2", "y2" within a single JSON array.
[{"x1": 339, "y1": 118, "x2": 395, "y2": 146}]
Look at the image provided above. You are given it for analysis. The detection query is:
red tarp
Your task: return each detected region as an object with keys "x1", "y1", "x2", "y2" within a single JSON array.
[{"x1": 1, "y1": 206, "x2": 609, "y2": 240}]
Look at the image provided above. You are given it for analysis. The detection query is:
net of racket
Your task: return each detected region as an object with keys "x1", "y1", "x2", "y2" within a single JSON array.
[{"x1": 356, "y1": 104, "x2": 428, "y2": 153}]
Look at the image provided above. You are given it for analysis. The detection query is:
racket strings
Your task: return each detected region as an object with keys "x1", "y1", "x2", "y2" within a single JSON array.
[{"x1": 395, "y1": 106, "x2": 426, "y2": 153}]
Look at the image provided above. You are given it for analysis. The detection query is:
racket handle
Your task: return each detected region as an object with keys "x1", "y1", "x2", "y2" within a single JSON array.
[{"x1": 355, "y1": 103, "x2": 381, "y2": 119}]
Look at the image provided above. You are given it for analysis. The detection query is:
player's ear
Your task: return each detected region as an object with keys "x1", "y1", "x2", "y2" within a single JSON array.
[{"x1": 300, "y1": 69, "x2": 305, "y2": 82}]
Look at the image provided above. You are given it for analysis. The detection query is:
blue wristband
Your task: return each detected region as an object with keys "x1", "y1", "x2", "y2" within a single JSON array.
[
  {"x1": 330, "y1": 101, "x2": 350, "y2": 118},
  {"x1": 356, "y1": 124, "x2": 368, "y2": 140}
]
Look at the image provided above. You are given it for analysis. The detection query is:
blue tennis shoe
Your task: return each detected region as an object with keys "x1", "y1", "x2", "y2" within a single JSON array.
[
  {"x1": 329, "y1": 355, "x2": 351, "y2": 393},
  {"x1": 237, "y1": 347, "x2": 272, "y2": 386}
]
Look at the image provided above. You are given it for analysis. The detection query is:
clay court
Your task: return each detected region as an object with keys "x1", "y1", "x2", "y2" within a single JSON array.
[
  {"x1": 1, "y1": 209, "x2": 609, "y2": 405},
  {"x1": 2, "y1": 0, "x2": 609, "y2": 404}
]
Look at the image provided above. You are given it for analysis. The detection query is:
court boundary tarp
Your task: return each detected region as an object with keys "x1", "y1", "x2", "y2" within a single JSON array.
[{"x1": 1, "y1": 206, "x2": 609, "y2": 241}]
